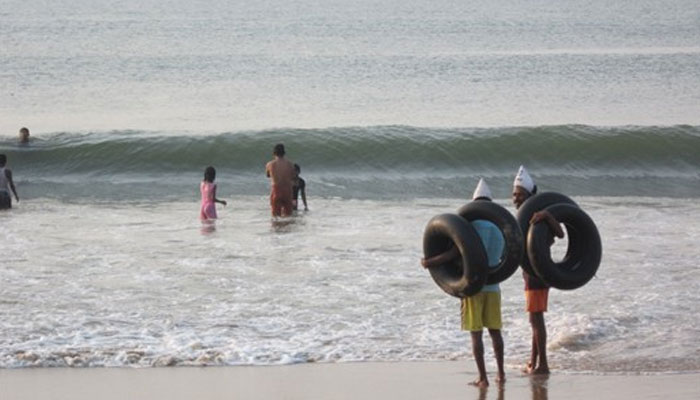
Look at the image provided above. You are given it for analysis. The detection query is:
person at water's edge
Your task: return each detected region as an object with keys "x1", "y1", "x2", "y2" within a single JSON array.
[
  {"x1": 512, "y1": 165, "x2": 564, "y2": 375},
  {"x1": 421, "y1": 179, "x2": 506, "y2": 387}
]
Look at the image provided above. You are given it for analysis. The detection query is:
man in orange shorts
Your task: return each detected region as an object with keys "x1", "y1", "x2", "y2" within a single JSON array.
[
  {"x1": 512, "y1": 166, "x2": 564, "y2": 375},
  {"x1": 265, "y1": 144, "x2": 295, "y2": 217}
]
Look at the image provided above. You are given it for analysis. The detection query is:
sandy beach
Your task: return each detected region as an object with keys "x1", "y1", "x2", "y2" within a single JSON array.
[{"x1": 1, "y1": 361, "x2": 698, "y2": 400}]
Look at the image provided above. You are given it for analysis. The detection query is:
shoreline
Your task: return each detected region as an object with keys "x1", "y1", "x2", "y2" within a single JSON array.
[{"x1": 1, "y1": 361, "x2": 698, "y2": 400}]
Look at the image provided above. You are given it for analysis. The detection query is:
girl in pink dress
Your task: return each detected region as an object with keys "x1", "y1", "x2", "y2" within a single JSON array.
[{"x1": 200, "y1": 166, "x2": 227, "y2": 220}]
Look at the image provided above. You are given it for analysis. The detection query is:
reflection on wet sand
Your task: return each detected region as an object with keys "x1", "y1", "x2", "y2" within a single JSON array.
[
  {"x1": 468, "y1": 375, "x2": 548, "y2": 400},
  {"x1": 473, "y1": 384, "x2": 504, "y2": 400},
  {"x1": 529, "y1": 374, "x2": 549, "y2": 400}
]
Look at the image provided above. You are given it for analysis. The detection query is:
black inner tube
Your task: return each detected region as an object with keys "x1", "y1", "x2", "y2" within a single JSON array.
[
  {"x1": 457, "y1": 200, "x2": 524, "y2": 285},
  {"x1": 527, "y1": 203, "x2": 602, "y2": 290},
  {"x1": 516, "y1": 192, "x2": 578, "y2": 278},
  {"x1": 423, "y1": 213, "x2": 488, "y2": 298}
]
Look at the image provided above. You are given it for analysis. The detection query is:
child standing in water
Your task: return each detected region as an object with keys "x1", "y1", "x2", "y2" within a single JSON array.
[
  {"x1": 292, "y1": 163, "x2": 308, "y2": 211},
  {"x1": 200, "y1": 166, "x2": 226, "y2": 221}
]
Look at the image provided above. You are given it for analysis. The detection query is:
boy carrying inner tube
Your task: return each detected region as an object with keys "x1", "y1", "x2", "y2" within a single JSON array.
[
  {"x1": 421, "y1": 179, "x2": 506, "y2": 388},
  {"x1": 512, "y1": 165, "x2": 564, "y2": 375}
]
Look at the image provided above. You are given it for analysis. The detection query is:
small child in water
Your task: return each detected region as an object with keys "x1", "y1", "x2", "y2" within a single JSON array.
[
  {"x1": 292, "y1": 163, "x2": 308, "y2": 211},
  {"x1": 200, "y1": 166, "x2": 226, "y2": 221}
]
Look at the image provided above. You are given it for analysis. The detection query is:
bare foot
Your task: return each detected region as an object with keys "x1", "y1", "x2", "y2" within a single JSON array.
[
  {"x1": 531, "y1": 366, "x2": 550, "y2": 375},
  {"x1": 522, "y1": 362, "x2": 535, "y2": 374},
  {"x1": 495, "y1": 372, "x2": 506, "y2": 384},
  {"x1": 469, "y1": 378, "x2": 489, "y2": 388}
]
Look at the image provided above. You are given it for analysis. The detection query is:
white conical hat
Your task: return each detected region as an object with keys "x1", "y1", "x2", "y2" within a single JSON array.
[
  {"x1": 472, "y1": 178, "x2": 492, "y2": 200},
  {"x1": 513, "y1": 165, "x2": 535, "y2": 193}
]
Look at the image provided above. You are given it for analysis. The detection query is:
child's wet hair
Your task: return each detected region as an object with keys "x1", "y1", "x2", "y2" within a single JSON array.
[{"x1": 204, "y1": 166, "x2": 216, "y2": 182}]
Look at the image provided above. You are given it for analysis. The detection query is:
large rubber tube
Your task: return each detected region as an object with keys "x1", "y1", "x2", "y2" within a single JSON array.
[
  {"x1": 516, "y1": 192, "x2": 578, "y2": 277},
  {"x1": 527, "y1": 203, "x2": 602, "y2": 290},
  {"x1": 423, "y1": 213, "x2": 488, "y2": 298},
  {"x1": 457, "y1": 200, "x2": 524, "y2": 285}
]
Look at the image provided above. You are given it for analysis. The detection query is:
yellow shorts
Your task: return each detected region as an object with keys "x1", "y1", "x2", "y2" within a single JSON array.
[
  {"x1": 461, "y1": 291, "x2": 502, "y2": 331},
  {"x1": 525, "y1": 289, "x2": 549, "y2": 313}
]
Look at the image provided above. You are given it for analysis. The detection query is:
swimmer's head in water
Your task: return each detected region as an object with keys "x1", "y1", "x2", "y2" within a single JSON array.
[
  {"x1": 19, "y1": 127, "x2": 30, "y2": 143},
  {"x1": 273, "y1": 143, "x2": 285, "y2": 157},
  {"x1": 204, "y1": 166, "x2": 216, "y2": 183}
]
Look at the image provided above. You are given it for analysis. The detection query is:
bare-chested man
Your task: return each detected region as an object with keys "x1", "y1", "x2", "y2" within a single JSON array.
[{"x1": 265, "y1": 144, "x2": 296, "y2": 217}]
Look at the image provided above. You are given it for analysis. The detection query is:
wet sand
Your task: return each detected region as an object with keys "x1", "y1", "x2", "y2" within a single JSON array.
[{"x1": 1, "y1": 361, "x2": 699, "y2": 400}]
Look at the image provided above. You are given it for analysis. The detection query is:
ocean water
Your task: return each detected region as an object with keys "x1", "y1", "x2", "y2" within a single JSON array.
[
  {"x1": 2, "y1": 195, "x2": 700, "y2": 372},
  {"x1": 2, "y1": 0, "x2": 700, "y2": 373},
  {"x1": 2, "y1": 0, "x2": 700, "y2": 131}
]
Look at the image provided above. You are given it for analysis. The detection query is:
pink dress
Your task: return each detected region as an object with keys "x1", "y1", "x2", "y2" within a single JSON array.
[{"x1": 200, "y1": 181, "x2": 217, "y2": 220}]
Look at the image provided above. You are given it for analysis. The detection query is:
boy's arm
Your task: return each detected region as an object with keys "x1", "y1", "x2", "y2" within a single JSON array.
[
  {"x1": 6, "y1": 169, "x2": 18, "y2": 202},
  {"x1": 421, "y1": 246, "x2": 460, "y2": 269},
  {"x1": 530, "y1": 210, "x2": 564, "y2": 238}
]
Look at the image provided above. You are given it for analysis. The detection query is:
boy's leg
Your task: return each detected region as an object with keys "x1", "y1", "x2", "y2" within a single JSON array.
[
  {"x1": 525, "y1": 289, "x2": 549, "y2": 374},
  {"x1": 527, "y1": 328, "x2": 538, "y2": 372},
  {"x1": 482, "y1": 292, "x2": 504, "y2": 383},
  {"x1": 529, "y1": 312, "x2": 549, "y2": 374},
  {"x1": 470, "y1": 330, "x2": 488, "y2": 387},
  {"x1": 488, "y1": 329, "x2": 505, "y2": 383},
  {"x1": 462, "y1": 295, "x2": 488, "y2": 387}
]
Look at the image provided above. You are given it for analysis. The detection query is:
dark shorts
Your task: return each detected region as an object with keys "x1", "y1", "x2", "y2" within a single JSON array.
[{"x1": 0, "y1": 191, "x2": 11, "y2": 209}]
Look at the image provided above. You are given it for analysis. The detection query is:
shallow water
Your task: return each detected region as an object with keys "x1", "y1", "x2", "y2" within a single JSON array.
[{"x1": 2, "y1": 196, "x2": 699, "y2": 372}]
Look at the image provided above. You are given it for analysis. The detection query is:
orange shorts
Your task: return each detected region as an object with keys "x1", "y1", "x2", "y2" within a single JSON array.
[
  {"x1": 525, "y1": 289, "x2": 549, "y2": 313},
  {"x1": 270, "y1": 186, "x2": 293, "y2": 217}
]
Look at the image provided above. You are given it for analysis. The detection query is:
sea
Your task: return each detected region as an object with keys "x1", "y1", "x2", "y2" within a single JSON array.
[{"x1": 1, "y1": 0, "x2": 700, "y2": 373}]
